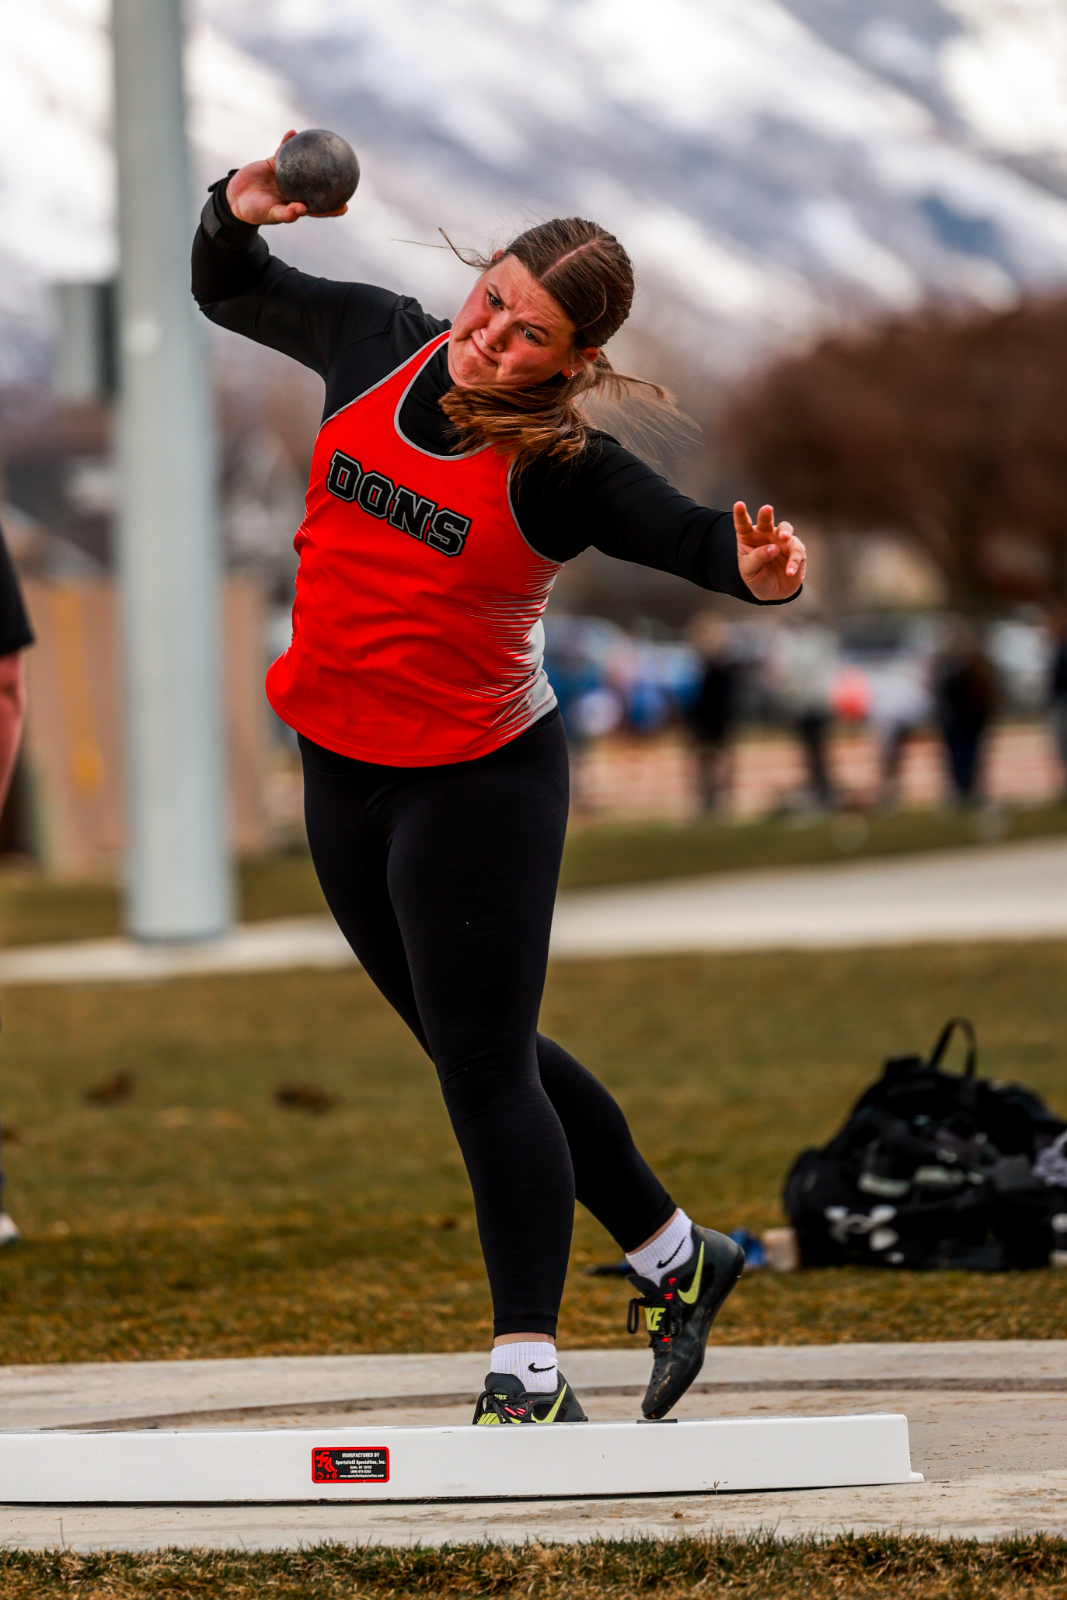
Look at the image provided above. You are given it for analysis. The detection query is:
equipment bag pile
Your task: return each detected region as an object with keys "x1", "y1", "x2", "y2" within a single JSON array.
[{"x1": 783, "y1": 1019, "x2": 1067, "y2": 1270}]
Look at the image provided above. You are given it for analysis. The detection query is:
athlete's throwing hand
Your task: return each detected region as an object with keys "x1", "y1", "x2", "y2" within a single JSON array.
[
  {"x1": 226, "y1": 131, "x2": 349, "y2": 227},
  {"x1": 734, "y1": 503, "x2": 806, "y2": 603}
]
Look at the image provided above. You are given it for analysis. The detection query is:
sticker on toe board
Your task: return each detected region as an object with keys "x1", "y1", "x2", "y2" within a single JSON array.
[{"x1": 311, "y1": 1447, "x2": 390, "y2": 1483}]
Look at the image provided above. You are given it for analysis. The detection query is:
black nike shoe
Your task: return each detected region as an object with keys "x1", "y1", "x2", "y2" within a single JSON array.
[
  {"x1": 472, "y1": 1370, "x2": 588, "y2": 1425},
  {"x1": 626, "y1": 1224, "x2": 744, "y2": 1419}
]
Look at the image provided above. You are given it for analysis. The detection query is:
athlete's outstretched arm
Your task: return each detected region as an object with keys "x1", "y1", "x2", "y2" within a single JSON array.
[{"x1": 513, "y1": 439, "x2": 803, "y2": 606}]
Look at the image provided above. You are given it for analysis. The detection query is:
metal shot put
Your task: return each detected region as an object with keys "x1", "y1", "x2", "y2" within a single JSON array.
[{"x1": 274, "y1": 128, "x2": 360, "y2": 217}]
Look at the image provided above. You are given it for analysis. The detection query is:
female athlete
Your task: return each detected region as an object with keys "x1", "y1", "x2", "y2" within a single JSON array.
[{"x1": 193, "y1": 133, "x2": 806, "y2": 1426}]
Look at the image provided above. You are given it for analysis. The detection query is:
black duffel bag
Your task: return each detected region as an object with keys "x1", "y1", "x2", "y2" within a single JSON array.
[{"x1": 783, "y1": 1019, "x2": 1067, "y2": 1270}]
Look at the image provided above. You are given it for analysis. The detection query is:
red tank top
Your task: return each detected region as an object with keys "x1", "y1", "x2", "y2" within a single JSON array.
[{"x1": 266, "y1": 333, "x2": 561, "y2": 765}]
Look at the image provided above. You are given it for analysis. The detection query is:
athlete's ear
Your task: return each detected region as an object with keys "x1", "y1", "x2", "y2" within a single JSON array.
[
  {"x1": 562, "y1": 347, "x2": 599, "y2": 380},
  {"x1": 492, "y1": 249, "x2": 505, "y2": 261}
]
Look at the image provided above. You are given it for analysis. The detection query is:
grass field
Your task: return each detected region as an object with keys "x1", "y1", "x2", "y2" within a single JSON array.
[
  {"x1": 4, "y1": 1536, "x2": 1067, "y2": 1599},
  {"x1": 2, "y1": 800, "x2": 1067, "y2": 947},
  {"x1": 1, "y1": 939, "x2": 1066, "y2": 1363}
]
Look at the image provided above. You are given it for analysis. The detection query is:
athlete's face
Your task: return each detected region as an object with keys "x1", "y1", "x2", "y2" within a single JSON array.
[{"x1": 448, "y1": 253, "x2": 599, "y2": 389}]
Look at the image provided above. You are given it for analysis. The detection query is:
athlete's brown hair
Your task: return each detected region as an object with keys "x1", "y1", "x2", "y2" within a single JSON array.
[{"x1": 439, "y1": 217, "x2": 678, "y2": 474}]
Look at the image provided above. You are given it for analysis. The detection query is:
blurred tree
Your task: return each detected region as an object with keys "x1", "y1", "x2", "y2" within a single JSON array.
[{"x1": 724, "y1": 297, "x2": 1067, "y2": 606}]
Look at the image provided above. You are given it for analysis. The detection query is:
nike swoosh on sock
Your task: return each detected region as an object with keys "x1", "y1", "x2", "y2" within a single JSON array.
[
  {"x1": 656, "y1": 1238, "x2": 688, "y2": 1270},
  {"x1": 529, "y1": 1363, "x2": 557, "y2": 1373}
]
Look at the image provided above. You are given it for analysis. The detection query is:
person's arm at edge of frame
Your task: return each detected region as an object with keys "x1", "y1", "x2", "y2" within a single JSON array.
[{"x1": 0, "y1": 650, "x2": 26, "y2": 810}]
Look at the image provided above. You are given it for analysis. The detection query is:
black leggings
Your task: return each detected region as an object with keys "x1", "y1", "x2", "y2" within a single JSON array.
[{"x1": 299, "y1": 710, "x2": 674, "y2": 1337}]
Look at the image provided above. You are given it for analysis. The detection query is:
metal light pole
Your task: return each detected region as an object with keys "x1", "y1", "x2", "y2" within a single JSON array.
[{"x1": 111, "y1": 0, "x2": 231, "y2": 940}]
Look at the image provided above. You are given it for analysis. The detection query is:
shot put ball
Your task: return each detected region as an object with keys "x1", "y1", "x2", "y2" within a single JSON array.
[{"x1": 275, "y1": 129, "x2": 360, "y2": 216}]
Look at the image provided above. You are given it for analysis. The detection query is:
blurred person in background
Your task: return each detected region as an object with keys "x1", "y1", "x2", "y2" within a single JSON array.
[
  {"x1": 542, "y1": 617, "x2": 602, "y2": 809},
  {"x1": 686, "y1": 615, "x2": 739, "y2": 813},
  {"x1": 867, "y1": 659, "x2": 933, "y2": 810},
  {"x1": 1049, "y1": 607, "x2": 1067, "y2": 801},
  {"x1": 0, "y1": 520, "x2": 34, "y2": 1247},
  {"x1": 768, "y1": 616, "x2": 838, "y2": 810},
  {"x1": 563, "y1": 684, "x2": 624, "y2": 810},
  {"x1": 935, "y1": 621, "x2": 997, "y2": 806},
  {"x1": 544, "y1": 619, "x2": 624, "y2": 809}
]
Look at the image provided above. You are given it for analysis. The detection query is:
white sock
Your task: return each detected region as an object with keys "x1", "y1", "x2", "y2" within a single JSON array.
[
  {"x1": 490, "y1": 1341, "x2": 559, "y2": 1393},
  {"x1": 626, "y1": 1208, "x2": 695, "y2": 1286}
]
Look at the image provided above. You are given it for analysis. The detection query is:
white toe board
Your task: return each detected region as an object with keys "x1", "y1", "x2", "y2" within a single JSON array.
[{"x1": 0, "y1": 1414, "x2": 922, "y2": 1503}]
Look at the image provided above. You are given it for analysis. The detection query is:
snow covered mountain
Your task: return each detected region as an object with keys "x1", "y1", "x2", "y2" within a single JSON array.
[
  {"x1": 5, "y1": 0, "x2": 1067, "y2": 385},
  {"x1": 0, "y1": 0, "x2": 303, "y2": 383}
]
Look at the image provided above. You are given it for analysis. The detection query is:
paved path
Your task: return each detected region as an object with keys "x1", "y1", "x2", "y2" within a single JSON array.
[
  {"x1": 2, "y1": 837, "x2": 1067, "y2": 985},
  {"x1": 1, "y1": 1342, "x2": 1065, "y2": 1548},
  {"x1": 0, "y1": 915, "x2": 351, "y2": 986},
  {"x1": 550, "y1": 835, "x2": 1067, "y2": 957}
]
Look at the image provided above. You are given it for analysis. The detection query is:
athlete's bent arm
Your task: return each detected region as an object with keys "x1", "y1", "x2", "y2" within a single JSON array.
[{"x1": 192, "y1": 175, "x2": 412, "y2": 378}]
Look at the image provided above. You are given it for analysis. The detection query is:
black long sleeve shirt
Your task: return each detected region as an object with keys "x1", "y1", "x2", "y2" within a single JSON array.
[
  {"x1": 0, "y1": 525, "x2": 33, "y2": 657},
  {"x1": 192, "y1": 180, "x2": 777, "y2": 605}
]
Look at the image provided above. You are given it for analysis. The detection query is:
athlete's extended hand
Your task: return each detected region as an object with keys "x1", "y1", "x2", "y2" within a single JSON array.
[
  {"x1": 225, "y1": 131, "x2": 349, "y2": 225},
  {"x1": 734, "y1": 502, "x2": 806, "y2": 603}
]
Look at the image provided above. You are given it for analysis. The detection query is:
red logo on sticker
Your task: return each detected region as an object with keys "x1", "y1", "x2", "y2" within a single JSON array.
[{"x1": 312, "y1": 1447, "x2": 390, "y2": 1484}]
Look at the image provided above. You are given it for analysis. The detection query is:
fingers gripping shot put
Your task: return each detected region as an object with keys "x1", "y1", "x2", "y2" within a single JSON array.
[{"x1": 193, "y1": 134, "x2": 807, "y2": 1431}]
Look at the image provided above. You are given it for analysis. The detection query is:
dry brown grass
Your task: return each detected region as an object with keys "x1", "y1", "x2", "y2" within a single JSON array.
[
  {"x1": 1, "y1": 940, "x2": 1067, "y2": 1361},
  {"x1": 4, "y1": 1535, "x2": 1067, "y2": 1598}
]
